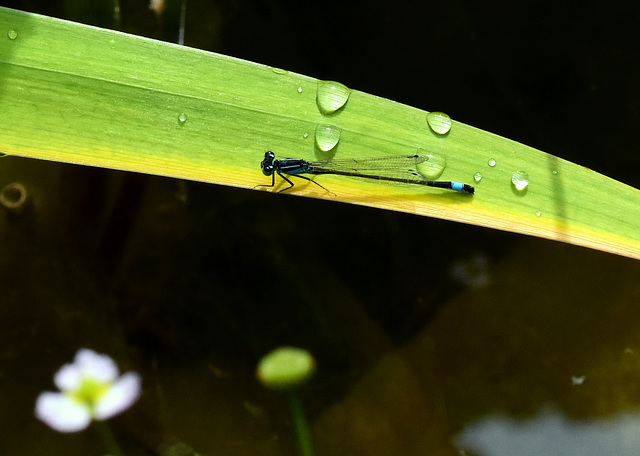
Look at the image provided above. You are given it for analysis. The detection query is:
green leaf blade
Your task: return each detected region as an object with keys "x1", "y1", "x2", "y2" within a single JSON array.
[{"x1": 1, "y1": 6, "x2": 639, "y2": 259}]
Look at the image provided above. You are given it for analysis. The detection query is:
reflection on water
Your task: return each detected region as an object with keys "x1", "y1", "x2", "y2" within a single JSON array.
[{"x1": 456, "y1": 409, "x2": 640, "y2": 456}]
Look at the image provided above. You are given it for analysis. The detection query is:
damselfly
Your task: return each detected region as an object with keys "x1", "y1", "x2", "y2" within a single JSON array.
[{"x1": 259, "y1": 151, "x2": 475, "y2": 194}]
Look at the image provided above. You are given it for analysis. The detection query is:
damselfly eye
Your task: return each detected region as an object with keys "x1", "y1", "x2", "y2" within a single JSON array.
[
  {"x1": 262, "y1": 163, "x2": 274, "y2": 175},
  {"x1": 261, "y1": 151, "x2": 277, "y2": 175}
]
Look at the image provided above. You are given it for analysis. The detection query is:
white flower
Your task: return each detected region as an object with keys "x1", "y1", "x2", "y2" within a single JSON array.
[{"x1": 35, "y1": 348, "x2": 141, "y2": 433}]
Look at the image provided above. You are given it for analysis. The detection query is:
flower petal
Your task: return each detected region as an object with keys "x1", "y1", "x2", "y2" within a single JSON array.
[
  {"x1": 75, "y1": 348, "x2": 119, "y2": 382},
  {"x1": 94, "y1": 372, "x2": 142, "y2": 420},
  {"x1": 35, "y1": 392, "x2": 91, "y2": 433},
  {"x1": 54, "y1": 363, "x2": 82, "y2": 391}
]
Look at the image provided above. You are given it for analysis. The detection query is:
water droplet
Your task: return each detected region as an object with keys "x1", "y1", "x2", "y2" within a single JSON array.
[
  {"x1": 268, "y1": 66, "x2": 288, "y2": 75},
  {"x1": 415, "y1": 151, "x2": 446, "y2": 179},
  {"x1": 473, "y1": 172, "x2": 483, "y2": 182},
  {"x1": 297, "y1": 86, "x2": 303, "y2": 93},
  {"x1": 314, "y1": 124, "x2": 341, "y2": 152},
  {"x1": 7, "y1": 29, "x2": 17, "y2": 40},
  {"x1": 426, "y1": 111, "x2": 452, "y2": 135},
  {"x1": 316, "y1": 80, "x2": 351, "y2": 114},
  {"x1": 178, "y1": 112, "x2": 187, "y2": 124},
  {"x1": 511, "y1": 170, "x2": 529, "y2": 191},
  {"x1": 535, "y1": 210, "x2": 541, "y2": 217},
  {"x1": 552, "y1": 170, "x2": 558, "y2": 175},
  {"x1": 487, "y1": 158, "x2": 496, "y2": 167}
]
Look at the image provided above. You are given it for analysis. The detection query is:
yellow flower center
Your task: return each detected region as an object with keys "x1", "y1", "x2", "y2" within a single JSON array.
[{"x1": 69, "y1": 377, "x2": 110, "y2": 413}]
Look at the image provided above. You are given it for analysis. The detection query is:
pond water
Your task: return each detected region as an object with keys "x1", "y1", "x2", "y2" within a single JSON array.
[{"x1": 1, "y1": 157, "x2": 639, "y2": 455}]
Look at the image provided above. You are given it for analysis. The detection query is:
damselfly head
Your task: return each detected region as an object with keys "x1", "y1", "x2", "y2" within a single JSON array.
[{"x1": 261, "y1": 151, "x2": 276, "y2": 175}]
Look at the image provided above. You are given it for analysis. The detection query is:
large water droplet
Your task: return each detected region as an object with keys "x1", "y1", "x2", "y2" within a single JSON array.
[
  {"x1": 415, "y1": 151, "x2": 446, "y2": 179},
  {"x1": 316, "y1": 80, "x2": 351, "y2": 114},
  {"x1": 314, "y1": 124, "x2": 341, "y2": 152},
  {"x1": 178, "y1": 112, "x2": 187, "y2": 124},
  {"x1": 487, "y1": 158, "x2": 496, "y2": 167},
  {"x1": 511, "y1": 170, "x2": 529, "y2": 191},
  {"x1": 7, "y1": 29, "x2": 17, "y2": 40},
  {"x1": 426, "y1": 112, "x2": 452, "y2": 135},
  {"x1": 473, "y1": 172, "x2": 483, "y2": 182}
]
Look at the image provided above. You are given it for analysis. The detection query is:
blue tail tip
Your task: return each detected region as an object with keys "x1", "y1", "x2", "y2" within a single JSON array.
[{"x1": 452, "y1": 182, "x2": 475, "y2": 194}]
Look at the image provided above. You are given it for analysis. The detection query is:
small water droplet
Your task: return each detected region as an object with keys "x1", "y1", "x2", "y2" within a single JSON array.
[
  {"x1": 535, "y1": 210, "x2": 541, "y2": 217},
  {"x1": 297, "y1": 86, "x2": 303, "y2": 93},
  {"x1": 7, "y1": 29, "x2": 18, "y2": 40},
  {"x1": 268, "y1": 66, "x2": 288, "y2": 75},
  {"x1": 426, "y1": 112, "x2": 452, "y2": 135},
  {"x1": 415, "y1": 151, "x2": 446, "y2": 179},
  {"x1": 488, "y1": 158, "x2": 496, "y2": 167},
  {"x1": 511, "y1": 170, "x2": 529, "y2": 191},
  {"x1": 552, "y1": 170, "x2": 558, "y2": 175},
  {"x1": 316, "y1": 80, "x2": 351, "y2": 114},
  {"x1": 178, "y1": 112, "x2": 187, "y2": 124},
  {"x1": 302, "y1": 132, "x2": 309, "y2": 139},
  {"x1": 473, "y1": 172, "x2": 482, "y2": 182},
  {"x1": 314, "y1": 124, "x2": 341, "y2": 152}
]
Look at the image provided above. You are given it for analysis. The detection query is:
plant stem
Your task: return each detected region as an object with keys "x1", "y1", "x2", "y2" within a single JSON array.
[
  {"x1": 287, "y1": 389, "x2": 315, "y2": 456},
  {"x1": 178, "y1": 0, "x2": 187, "y2": 46},
  {"x1": 95, "y1": 421, "x2": 125, "y2": 456}
]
